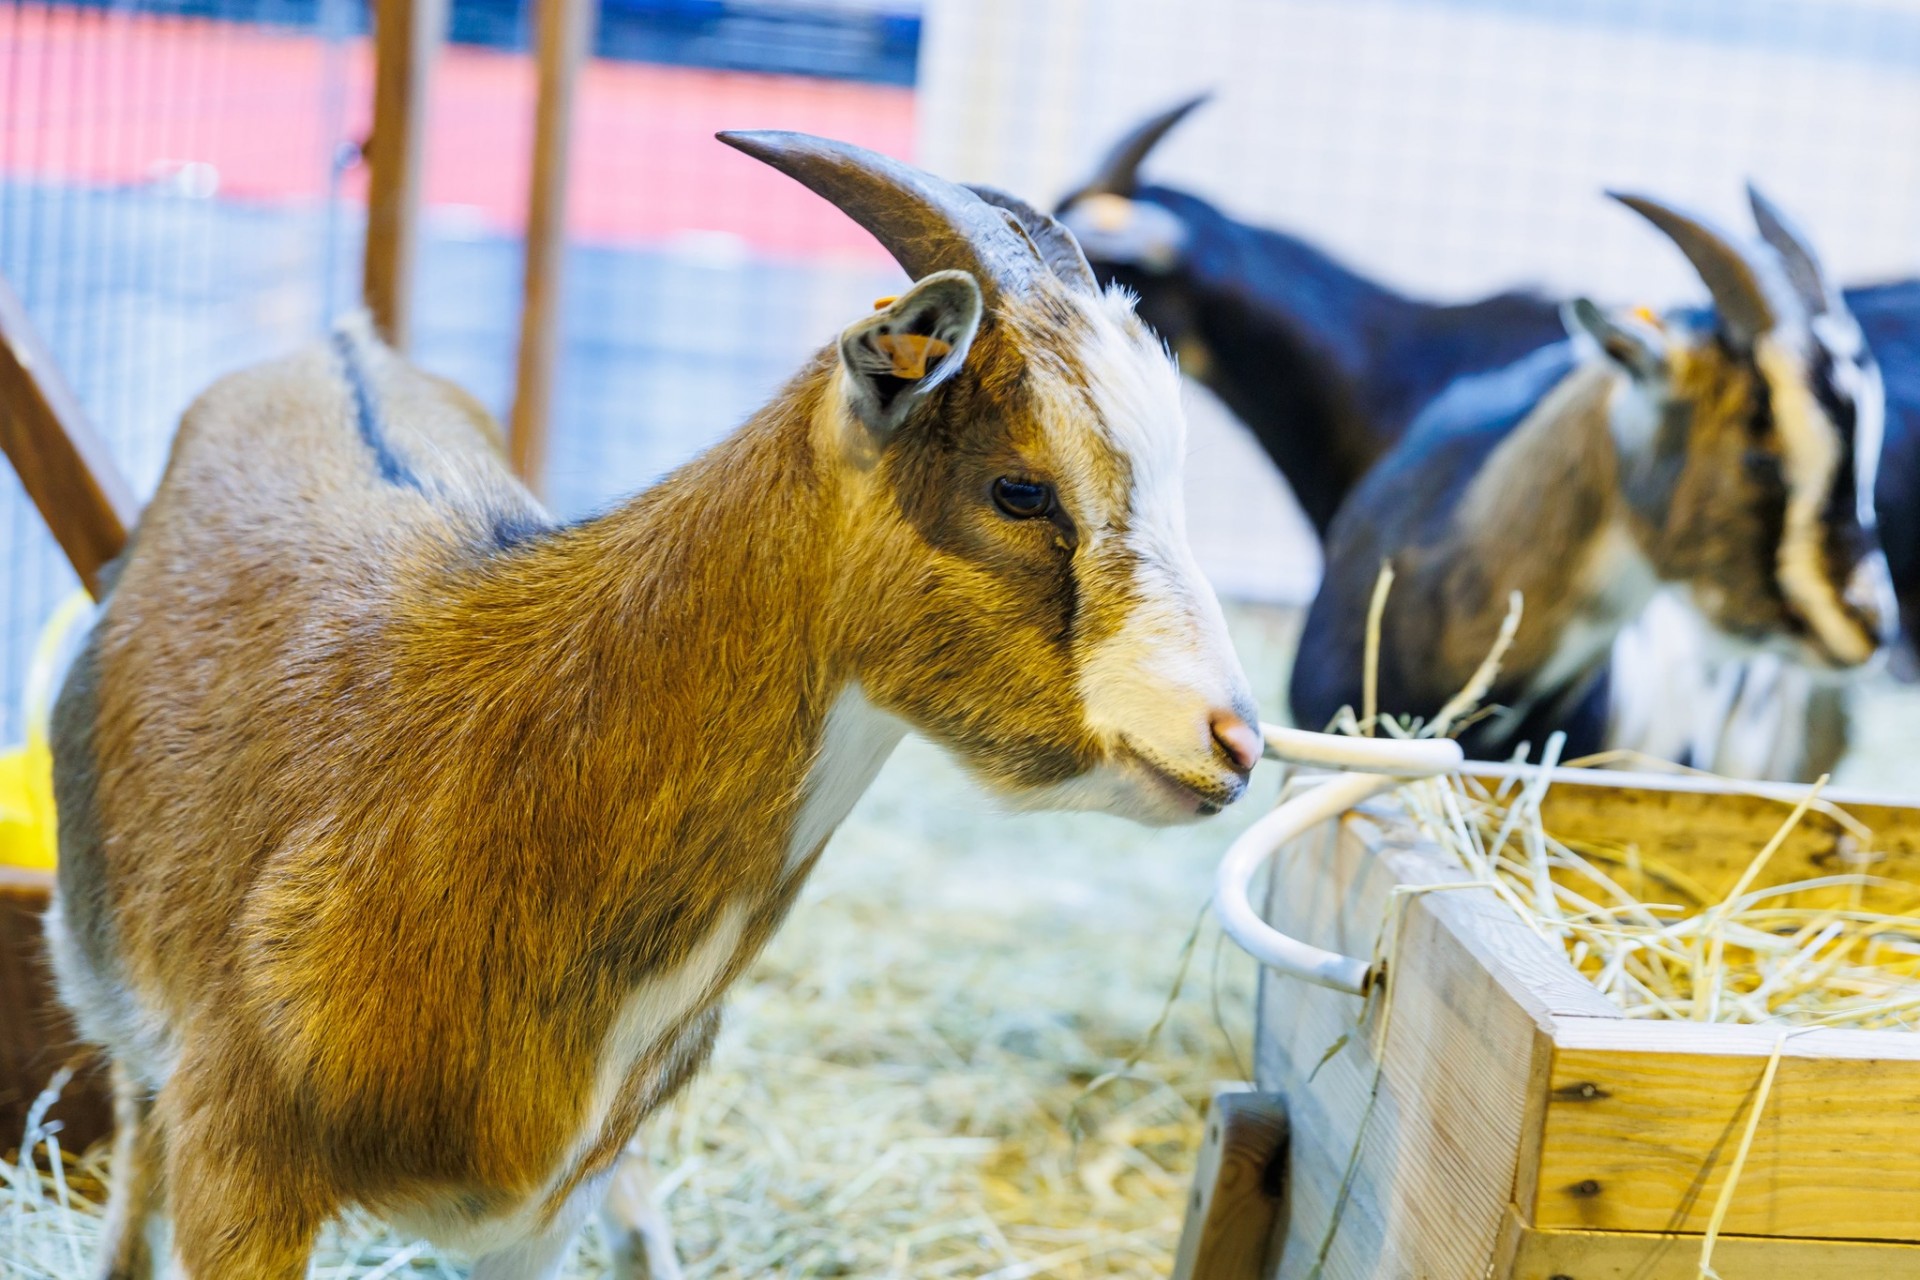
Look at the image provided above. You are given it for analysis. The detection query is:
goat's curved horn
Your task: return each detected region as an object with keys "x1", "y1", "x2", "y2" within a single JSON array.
[
  {"x1": 718, "y1": 131, "x2": 1042, "y2": 303},
  {"x1": 1066, "y1": 93, "x2": 1210, "y2": 203},
  {"x1": 1748, "y1": 183, "x2": 1833, "y2": 316},
  {"x1": 1609, "y1": 191, "x2": 1777, "y2": 346},
  {"x1": 967, "y1": 184, "x2": 1099, "y2": 293}
]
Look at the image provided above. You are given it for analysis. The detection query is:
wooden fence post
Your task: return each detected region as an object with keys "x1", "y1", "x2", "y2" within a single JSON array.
[
  {"x1": 508, "y1": 0, "x2": 596, "y2": 489},
  {"x1": 0, "y1": 275, "x2": 135, "y2": 596},
  {"x1": 363, "y1": 0, "x2": 448, "y2": 351},
  {"x1": 1172, "y1": 1086, "x2": 1291, "y2": 1280}
]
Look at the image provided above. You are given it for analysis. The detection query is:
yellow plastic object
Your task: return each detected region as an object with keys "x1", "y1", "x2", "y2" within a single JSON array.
[{"x1": 0, "y1": 593, "x2": 93, "y2": 873}]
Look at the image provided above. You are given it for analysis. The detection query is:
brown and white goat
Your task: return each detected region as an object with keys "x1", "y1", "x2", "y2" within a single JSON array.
[
  {"x1": 45, "y1": 132, "x2": 1260, "y2": 1278},
  {"x1": 1290, "y1": 193, "x2": 1893, "y2": 760}
]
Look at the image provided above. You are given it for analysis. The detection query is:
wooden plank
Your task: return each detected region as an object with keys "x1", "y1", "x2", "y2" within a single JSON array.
[
  {"x1": 1353, "y1": 806, "x2": 1624, "y2": 1026},
  {"x1": 1471, "y1": 765, "x2": 1920, "y2": 903},
  {"x1": 508, "y1": 0, "x2": 596, "y2": 488},
  {"x1": 1171, "y1": 1087, "x2": 1289, "y2": 1280},
  {"x1": 0, "y1": 275, "x2": 135, "y2": 595},
  {"x1": 1254, "y1": 805, "x2": 1552, "y2": 1279},
  {"x1": 1504, "y1": 1205, "x2": 1920, "y2": 1279},
  {"x1": 1536, "y1": 1016, "x2": 1920, "y2": 1241},
  {"x1": 363, "y1": 0, "x2": 448, "y2": 350}
]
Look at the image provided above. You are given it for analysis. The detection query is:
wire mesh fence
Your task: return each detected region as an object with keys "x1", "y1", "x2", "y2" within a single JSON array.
[{"x1": 4, "y1": 0, "x2": 1920, "y2": 746}]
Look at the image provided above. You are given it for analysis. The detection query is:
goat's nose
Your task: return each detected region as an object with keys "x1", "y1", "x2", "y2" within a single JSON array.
[
  {"x1": 1847, "y1": 553, "x2": 1900, "y2": 646},
  {"x1": 1210, "y1": 711, "x2": 1262, "y2": 776}
]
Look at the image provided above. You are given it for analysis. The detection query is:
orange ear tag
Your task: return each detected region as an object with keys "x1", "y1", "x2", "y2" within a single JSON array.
[
  {"x1": 872, "y1": 295, "x2": 897, "y2": 310},
  {"x1": 1632, "y1": 305, "x2": 1661, "y2": 328},
  {"x1": 872, "y1": 333, "x2": 953, "y2": 380}
]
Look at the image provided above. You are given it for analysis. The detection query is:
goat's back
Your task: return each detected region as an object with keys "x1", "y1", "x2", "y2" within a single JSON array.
[{"x1": 48, "y1": 329, "x2": 544, "y2": 1097}]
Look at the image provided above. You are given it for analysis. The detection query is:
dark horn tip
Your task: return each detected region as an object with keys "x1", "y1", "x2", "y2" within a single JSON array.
[
  {"x1": 1136, "y1": 92, "x2": 1214, "y2": 143},
  {"x1": 715, "y1": 129, "x2": 798, "y2": 158},
  {"x1": 1746, "y1": 180, "x2": 1788, "y2": 223}
]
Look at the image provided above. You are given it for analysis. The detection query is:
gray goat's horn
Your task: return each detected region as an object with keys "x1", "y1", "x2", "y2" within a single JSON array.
[
  {"x1": 1748, "y1": 183, "x2": 1833, "y2": 317},
  {"x1": 1067, "y1": 93, "x2": 1211, "y2": 203},
  {"x1": 718, "y1": 131, "x2": 1043, "y2": 303},
  {"x1": 1610, "y1": 191, "x2": 1778, "y2": 346},
  {"x1": 967, "y1": 184, "x2": 1099, "y2": 293}
]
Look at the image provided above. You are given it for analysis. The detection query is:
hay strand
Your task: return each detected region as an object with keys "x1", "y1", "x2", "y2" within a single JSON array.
[{"x1": 1697, "y1": 1033, "x2": 1787, "y2": 1279}]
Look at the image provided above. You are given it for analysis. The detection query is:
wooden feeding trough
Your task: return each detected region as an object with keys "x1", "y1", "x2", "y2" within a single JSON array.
[{"x1": 1212, "y1": 765, "x2": 1920, "y2": 1279}]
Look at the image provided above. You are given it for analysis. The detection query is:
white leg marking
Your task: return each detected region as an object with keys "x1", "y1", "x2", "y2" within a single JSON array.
[
  {"x1": 578, "y1": 907, "x2": 747, "y2": 1172},
  {"x1": 469, "y1": 1174, "x2": 604, "y2": 1280}
]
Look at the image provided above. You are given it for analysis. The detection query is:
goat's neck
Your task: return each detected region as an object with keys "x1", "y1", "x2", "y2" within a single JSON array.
[
  {"x1": 412, "y1": 358, "x2": 893, "y2": 917},
  {"x1": 1442, "y1": 365, "x2": 1659, "y2": 697}
]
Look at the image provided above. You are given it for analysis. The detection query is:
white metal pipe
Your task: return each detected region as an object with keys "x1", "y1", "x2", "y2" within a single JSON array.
[
  {"x1": 1261, "y1": 723, "x2": 1462, "y2": 776},
  {"x1": 1214, "y1": 724, "x2": 1464, "y2": 995}
]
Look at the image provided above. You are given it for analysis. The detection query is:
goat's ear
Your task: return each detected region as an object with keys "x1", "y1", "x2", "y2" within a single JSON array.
[
  {"x1": 838, "y1": 270, "x2": 983, "y2": 434},
  {"x1": 1563, "y1": 298, "x2": 1668, "y2": 383}
]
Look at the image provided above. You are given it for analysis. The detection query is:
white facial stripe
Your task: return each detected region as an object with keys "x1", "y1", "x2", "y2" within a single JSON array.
[
  {"x1": 1756, "y1": 335, "x2": 1873, "y2": 665},
  {"x1": 1852, "y1": 353, "x2": 1886, "y2": 531},
  {"x1": 1057, "y1": 289, "x2": 1253, "y2": 789},
  {"x1": 1810, "y1": 314, "x2": 1883, "y2": 530}
]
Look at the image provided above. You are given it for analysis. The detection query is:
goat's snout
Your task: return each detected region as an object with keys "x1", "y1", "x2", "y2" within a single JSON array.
[
  {"x1": 1847, "y1": 552, "x2": 1900, "y2": 650},
  {"x1": 1209, "y1": 708, "x2": 1262, "y2": 777}
]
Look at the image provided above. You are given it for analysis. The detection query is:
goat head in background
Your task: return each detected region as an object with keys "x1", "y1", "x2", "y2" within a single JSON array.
[
  {"x1": 1292, "y1": 190, "x2": 1891, "y2": 762},
  {"x1": 1056, "y1": 94, "x2": 1566, "y2": 535}
]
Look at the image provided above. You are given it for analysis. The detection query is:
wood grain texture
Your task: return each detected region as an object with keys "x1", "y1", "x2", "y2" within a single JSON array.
[
  {"x1": 508, "y1": 0, "x2": 596, "y2": 489},
  {"x1": 1472, "y1": 765, "x2": 1920, "y2": 903},
  {"x1": 1536, "y1": 1017, "x2": 1920, "y2": 1241},
  {"x1": 1504, "y1": 1205, "x2": 1920, "y2": 1279},
  {"x1": 364, "y1": 0, "x2": 448, "y2": 349},
  {"x1": 0, "y1": 274, "x2": 135, "y2": 594},
  {"x1": 1248, "y1": 774, "x2": 1920, "y2": 1278},
  {"x1": 1171, "y1": 1087, "x2": 1289, "y2": 1280},
  {"x1": 1254, "y1": 796, "x2": 1560, "y2": 1279}
]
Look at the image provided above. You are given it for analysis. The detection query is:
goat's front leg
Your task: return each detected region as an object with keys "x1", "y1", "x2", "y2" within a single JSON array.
[
  {"x1": 163, "y1": 1062, "x2": 330, "y2": 1280},
  {"x1": 600, "y1": 1150, "x2": 682, "y2": 1280},
  {"x1": 470, "y1": 1224, "x2": 582, "y2": 1280},
  {"x1": 95, "y1": 1061, "x2": 164, "y2": 1280}
]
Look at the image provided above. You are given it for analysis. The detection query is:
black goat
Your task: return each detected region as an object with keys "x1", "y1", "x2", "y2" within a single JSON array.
[
  {"x1": 1056, "y1": 96, "x2": 1566, "y2": 536},
  {"x1": 1288, "y1": 195, "x2": 1894, "y2": 763},
  {"x1": 1850, "y1": 280, "x2": 1920, "y2": 668},
  {"x1": 1062, "y1": 99, "x2": 1918, "y2": 664}
]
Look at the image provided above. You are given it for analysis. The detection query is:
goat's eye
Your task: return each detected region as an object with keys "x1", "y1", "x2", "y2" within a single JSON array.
[{"x1": 991, "y1": 477, "x2": 1055, "y2": 520}]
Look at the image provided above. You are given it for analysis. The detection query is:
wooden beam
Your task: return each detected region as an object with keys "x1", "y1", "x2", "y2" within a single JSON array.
[
  {"x1": 0, "y1": 275, "x2": 135, "y2": 596},
  {"x1": 508, "y1": 0, "x2": 596, "y2": 489},
  {"x1": 1536, "y1": 1017, "x2": 1920, "y2": 1242},
  {"x1": 1171, "y1": 1087, "x2": 1289, "y2": 1280},
  {"x1": 363, "y1": 0, "x2": 447, "y2": 351}
]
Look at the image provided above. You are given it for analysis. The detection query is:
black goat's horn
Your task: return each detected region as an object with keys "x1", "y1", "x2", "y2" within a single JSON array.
[
  {"x1": 718, "y1": 131, "x2": 1043, "y2": 304},
  {"x1": 1063, "y1": 93, "x2": 1210, "y2": 205},
  {"x1": 1610, "y1": 191, "x2": 1778, "y2": 347},
  {"x1": 1748, "y1": 183, "x2": 1833, "y2": 317}
]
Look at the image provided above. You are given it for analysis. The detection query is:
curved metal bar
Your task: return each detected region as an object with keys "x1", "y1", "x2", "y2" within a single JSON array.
[
  {"x1": 1214, "y1": 725, "x2": 1465, "y2": 995},
  {"x1": 1261, "y1": 724, "x2": 1463, "y2": 776}
]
